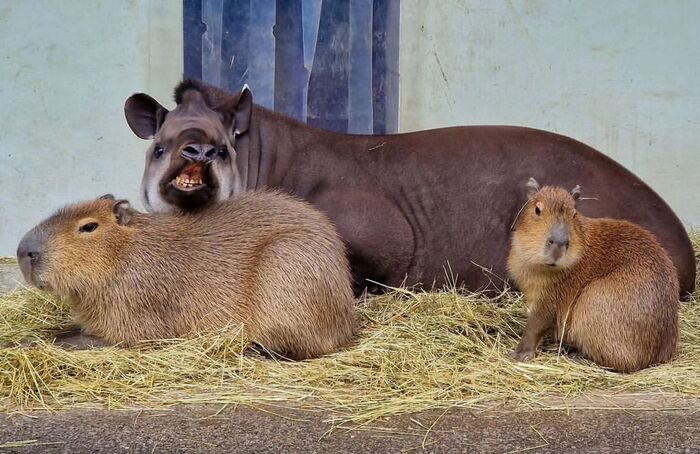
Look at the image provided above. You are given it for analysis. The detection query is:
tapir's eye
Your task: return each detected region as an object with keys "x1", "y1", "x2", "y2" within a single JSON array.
[
  {"x1": 535, "y1": 206, "x2": 541, "y2": 216},
  {"x1": 79, "y1": 222, "x2": 99, "y2": 233},
  {"x1": 153, "y1": 146, "x2": 165, "y2": 159},
  {"x1": 217, "y1": 147, "x2": 229, "y2": 159}
]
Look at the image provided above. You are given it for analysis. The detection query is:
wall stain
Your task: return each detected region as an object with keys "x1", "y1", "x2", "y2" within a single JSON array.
[{"x1": 648, "y1": 90, "x2": 686, "y2": 101}]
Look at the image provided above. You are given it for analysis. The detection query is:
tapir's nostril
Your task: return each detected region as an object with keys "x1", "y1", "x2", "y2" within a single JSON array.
[
  {"x1": 182, "y1": 146, "x2": 199, "y2": 158},
  {"x1": 204, "y1": 148, "x2": 216, "y2": 159}
]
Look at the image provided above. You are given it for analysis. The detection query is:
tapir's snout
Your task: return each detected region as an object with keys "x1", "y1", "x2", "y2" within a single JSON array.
[
  {"x1": 181, "y1": 143, "x2": 218, "y2": 163},
  {"x1": 17, "y1": 227, "x2": 46, "y2": 286}
]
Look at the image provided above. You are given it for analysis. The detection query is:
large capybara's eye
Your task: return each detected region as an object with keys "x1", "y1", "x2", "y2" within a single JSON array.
[
  {"x1": 535, "y1": 206, "x2": 541, "y2": 216},
  {"x1": 79, "y1": 222, "x2": 99, "y2": 233},
  {"x1": 153, "y1": 146, "x2": 165, "y2": 159}
]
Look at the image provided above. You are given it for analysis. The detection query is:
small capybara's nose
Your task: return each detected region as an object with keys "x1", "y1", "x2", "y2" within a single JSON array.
[
  {"x1": 547, "y1": 237, "x2": 570, "y2": 248},
  {"x1": 547, "y1": 223, "x2": 570, "y2": 249},
  {"x1": 17, "y1": 230, "x2": 43, "y2": 283}
]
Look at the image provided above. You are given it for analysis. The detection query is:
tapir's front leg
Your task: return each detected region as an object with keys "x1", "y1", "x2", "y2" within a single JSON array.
[{"x1": 310, "y1": 189, "x2": 415, "y2": 294}]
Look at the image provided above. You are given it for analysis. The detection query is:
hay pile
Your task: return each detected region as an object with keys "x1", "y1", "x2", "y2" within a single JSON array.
[{"x1": 1, "y1": 239, "x2": 699, "y2": 425}]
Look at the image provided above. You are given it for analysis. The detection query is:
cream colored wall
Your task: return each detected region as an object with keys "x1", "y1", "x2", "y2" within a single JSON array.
[
  {"x1": 400, "y1": 0, "x2": 699, "y2": 227},
  {"x1": 0, "y1": 0, "x2": 183, "y2": 255}
]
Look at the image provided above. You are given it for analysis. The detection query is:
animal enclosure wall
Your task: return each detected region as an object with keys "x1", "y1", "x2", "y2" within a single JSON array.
[
  {"x1": 0, "y1": 1, "x2": 183, "y2": 255},
  {"x1": 1, "y1": 0, "x2": 699, "y2": 255},
  {"x1": 399, "y1": 0, "x2": 700, "y2": 227}
]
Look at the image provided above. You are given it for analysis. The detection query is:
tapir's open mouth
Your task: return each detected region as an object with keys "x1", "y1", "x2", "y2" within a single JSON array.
[
  {"x1": 173, "y1": 162, "x2": 207, "y2": 191},
  {"x1": 161, "y1": 161, "x2": 218, "y2": 209}
]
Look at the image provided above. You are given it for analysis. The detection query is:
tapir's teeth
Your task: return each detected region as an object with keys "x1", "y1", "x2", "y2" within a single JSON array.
[{"x1": 174, "y1": 174, "x2": 203, "y2": 188}]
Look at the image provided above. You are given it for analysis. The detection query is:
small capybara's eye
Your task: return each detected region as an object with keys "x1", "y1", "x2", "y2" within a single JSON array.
[
  {"x1": 153, "y1": 146, "x2": 165, "y2": 159},
  {"x1": 79, "y1": 222, "x2": 99, "y2": 233},
  {"x1": 217, "y1": 147, "x2": 229, "y2": 159},
  {"x1": 535, "y1": 206, "x2": 541, "y2": 216}
]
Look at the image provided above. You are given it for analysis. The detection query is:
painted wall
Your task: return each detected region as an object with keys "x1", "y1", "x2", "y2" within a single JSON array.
[
  {"x1": 0, "y1": 0, "x2": 183, "y2": 255},
  {"x1": 400, "y1": 0, "x2": 700, "y2": 227}
]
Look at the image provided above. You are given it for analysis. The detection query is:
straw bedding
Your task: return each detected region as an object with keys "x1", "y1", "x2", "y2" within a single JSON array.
[{"x1": 0, "y1": 233, "x2": 699, "y2": 425}]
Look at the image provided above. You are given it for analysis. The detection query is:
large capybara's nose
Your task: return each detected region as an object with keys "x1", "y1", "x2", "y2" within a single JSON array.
[{"x1": 17, "y1": 229, "x2": 43, "y2": 284}]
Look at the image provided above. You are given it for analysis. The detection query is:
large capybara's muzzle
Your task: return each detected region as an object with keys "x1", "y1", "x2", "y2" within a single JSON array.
[{"x1": 16, "y1": 226, "x2": 46, "y2": 287}]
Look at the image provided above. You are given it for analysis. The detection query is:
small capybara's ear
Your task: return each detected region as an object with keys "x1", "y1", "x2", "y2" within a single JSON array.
[
  {"x1": 99, "y1": 194, "x2": 115, "y2": 201},
  {"x1": 112, "y1": 200, "x2": 133, "y2": 226},
  {"x1": 526, "y1": 177, "x2": 540, "y2": 199},
  {"x1": 571, "y1": 185, "x2": 582, "y2": 201}
]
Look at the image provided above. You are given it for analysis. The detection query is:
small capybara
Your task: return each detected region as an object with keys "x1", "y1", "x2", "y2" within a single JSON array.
[
  {"x1": 507, "y1": 178, "x2": 679, "y2": 373},
  {"x1": 16, "y1": 191, "x2": 356, "y2": 359}
]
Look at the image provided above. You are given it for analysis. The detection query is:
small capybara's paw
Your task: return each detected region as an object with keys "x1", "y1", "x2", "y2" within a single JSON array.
[{"x1": 510, "y1": 349, "x2": 535, "y2": 362}]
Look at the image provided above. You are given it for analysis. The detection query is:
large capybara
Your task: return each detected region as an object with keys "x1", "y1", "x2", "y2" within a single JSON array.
[
  {"x1": 508, "y1": 178, "x2": 679, "y2": 373},
  {"x1": 16, "y1": 191, "x2": 356, "y2": 360}
]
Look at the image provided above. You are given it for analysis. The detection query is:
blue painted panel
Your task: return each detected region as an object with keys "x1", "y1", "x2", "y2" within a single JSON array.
[
  {"x1": 183, "y1": 0, "x2": 399, "y2": 134},
  {"x1": 274, "y1": 0, "x2": 307, "y2": 120},
  {"x1": 183, "y1": 0, "x2": 203, "y2": 80},
  {"x1": 306, "y1": 0, "x2": 349, "y2": 132},
  {"x1": 220, "y1": 0, "x2": 250, "y2": 92},
  {"x1": 248, "y1": 1, "x2": 276, "y2": 109}
]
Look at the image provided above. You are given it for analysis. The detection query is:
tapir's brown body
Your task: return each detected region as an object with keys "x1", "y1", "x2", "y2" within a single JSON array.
[
  {"x1": 16, "y1": 191, "x2": 356, "y2": 360},
  {"x1": 125, "y1": 80, "x2": 695, "y2": 297}
]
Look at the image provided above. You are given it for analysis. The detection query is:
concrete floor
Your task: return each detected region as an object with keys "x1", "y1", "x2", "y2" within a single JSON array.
[{"x1": 1, "y1": 404, "x2": 699, "y2": 453}]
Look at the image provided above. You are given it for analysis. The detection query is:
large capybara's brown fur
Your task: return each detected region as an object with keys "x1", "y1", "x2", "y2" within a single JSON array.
[
  {"x1": 507, "y1": 178, "x2": 679, "y2": 373},
  {"x1": 16, "y1": 191, "x2": 356, "y2": 360}
]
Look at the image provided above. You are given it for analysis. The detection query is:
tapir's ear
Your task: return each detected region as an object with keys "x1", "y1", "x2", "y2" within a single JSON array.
[
  {"x1": 526, "y1": 177, "x2": 540, "y2": 199},
  {"x1": 112, "y1": 200, "x2": 134, "y2": 226},
  {"x1": 98, "y1": 194, "x2": 115, "y2": 201},
  {"x1": 124, "y1": 93, "x2": 169, "y2": 139},
  {"x1": 571, "y1": 185, "x2": 582, "y2": 201},
  {"x1": 223, "y1": 85, "x2": 253, "y2": 136}
]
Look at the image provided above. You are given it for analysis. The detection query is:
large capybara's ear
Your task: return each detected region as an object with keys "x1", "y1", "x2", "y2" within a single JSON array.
[
  {"x1": 98, "y1": 194, "x2": 115, "y2": 201},
  {"x1": 526, "y1": 177, "x2": 540, "y2": 199},
  {"x1": 112, "y1": 200, "x2": 134, "y2": 226},
  {"x1": 124, "y1": 93, "x2": 169, "y2": 139},
  {"x1": 571, "y1": 185, "x2": 582, "y2": 201}
]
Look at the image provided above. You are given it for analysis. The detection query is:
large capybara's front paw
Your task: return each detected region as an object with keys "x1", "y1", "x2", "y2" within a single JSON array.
[
  {"x1": 52, "y1": 328, "x2": 110, "y2": 350},
  {"x1": 510, "y1": 348, "x2": 536, "y2": 362}
]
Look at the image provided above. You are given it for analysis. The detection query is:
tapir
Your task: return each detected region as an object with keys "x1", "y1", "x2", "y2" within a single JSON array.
[{"x1": 124, "y1": 79, "x2": 695, "y2": 297}]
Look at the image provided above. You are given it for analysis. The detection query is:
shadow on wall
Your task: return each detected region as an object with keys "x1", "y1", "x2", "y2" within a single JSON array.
[{"x1": 183, "y1": 0, "x2": 399, "y2": 134}]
